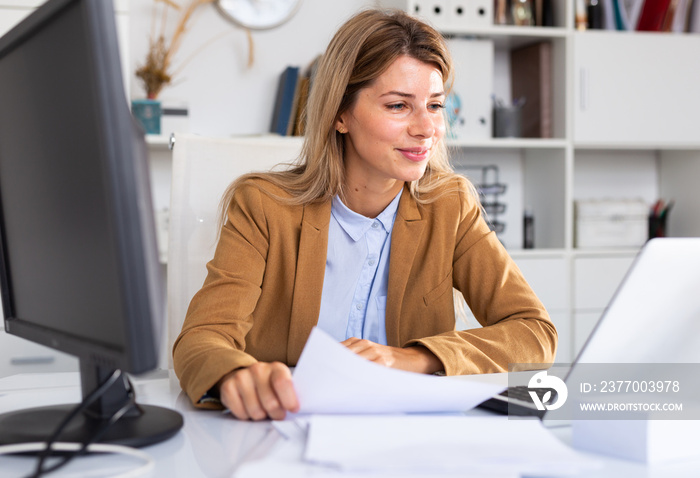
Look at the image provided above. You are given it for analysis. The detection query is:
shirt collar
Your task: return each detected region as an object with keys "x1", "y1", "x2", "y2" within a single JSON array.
[{"x1": 331, "y1": 189, "x2": 402, "y2": 242}]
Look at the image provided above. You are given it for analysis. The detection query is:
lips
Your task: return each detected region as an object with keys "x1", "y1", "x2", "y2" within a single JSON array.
[{"x1": 397, "y1": 147, "x2": 430, "y2": 162}]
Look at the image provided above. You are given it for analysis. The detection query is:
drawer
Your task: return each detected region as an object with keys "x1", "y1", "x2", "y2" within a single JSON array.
[
  {"x1": 573, "y1": 311, "x2": 603, "y2": 359},
  {"x1": 0, "y1": 330, "x2": 78, "y2": 379}
]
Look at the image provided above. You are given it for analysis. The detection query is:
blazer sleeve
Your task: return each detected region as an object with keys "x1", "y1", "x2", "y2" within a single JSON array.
[
  {"x1": 408, "y1": 189, "x2": 558, "y2": 375},
  {"x1": 172, "y1": 183, "x2": 269, "y2": 408}
]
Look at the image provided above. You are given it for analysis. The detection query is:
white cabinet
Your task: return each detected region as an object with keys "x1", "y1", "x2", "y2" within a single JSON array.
[
  {"x1": 574, "y1": 32, "x2": 700, "y2": 145},
  {"x1": 571, "y1": 254, "x2": 636, "y2": 358}
]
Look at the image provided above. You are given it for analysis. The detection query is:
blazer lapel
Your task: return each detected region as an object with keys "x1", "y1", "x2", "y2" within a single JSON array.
[
  {"x1": 385, "y1": 188, "x2": 425, "y2": 346},
  {"x1": 287, "y1": 200, "x2": 331, "y2": 364}
]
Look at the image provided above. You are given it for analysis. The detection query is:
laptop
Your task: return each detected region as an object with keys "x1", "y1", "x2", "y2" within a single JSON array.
[{"x1": 478, "y1": 237, "x2": 700, "y2": 417}]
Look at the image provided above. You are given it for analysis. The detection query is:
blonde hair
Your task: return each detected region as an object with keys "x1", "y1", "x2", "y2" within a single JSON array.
[{"x1": 218, "y1": 8, "x2": 473, "y2": 226}]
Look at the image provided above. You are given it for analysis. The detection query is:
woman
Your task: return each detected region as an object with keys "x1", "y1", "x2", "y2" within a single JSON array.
[{"x1": 173, "y1": 8, "x2": 557, "y2": 421}]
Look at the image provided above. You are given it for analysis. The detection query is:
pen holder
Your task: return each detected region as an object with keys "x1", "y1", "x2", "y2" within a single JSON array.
[
  {"x1": 648, "y1": 214, "x2": 667, "y2": 239},
  {"x1": 493, "y1": 104, "x2": 522, "y2": 138},
  {"x1": 131, "y1": 99, "x2": 162, "y2": 135}
]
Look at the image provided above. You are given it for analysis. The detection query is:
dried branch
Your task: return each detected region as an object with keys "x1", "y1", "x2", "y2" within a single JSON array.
[{"x1": 136, "y1": 0, "x2": 216, "y2": 99}]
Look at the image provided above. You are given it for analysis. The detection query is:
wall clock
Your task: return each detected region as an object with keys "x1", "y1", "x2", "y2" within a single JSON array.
[{"x1": 215, "y1": 0, "x2": 303, "y2": 30}]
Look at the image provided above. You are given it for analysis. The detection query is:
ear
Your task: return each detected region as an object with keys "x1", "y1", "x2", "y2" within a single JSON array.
[{"x1": 335, "y1": 115, "x2": 348, "y2": 134}]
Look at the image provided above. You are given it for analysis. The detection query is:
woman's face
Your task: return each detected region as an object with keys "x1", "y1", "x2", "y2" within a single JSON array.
[{"x1": 337, "y1": 55, "x2": 446, "y2": 194}]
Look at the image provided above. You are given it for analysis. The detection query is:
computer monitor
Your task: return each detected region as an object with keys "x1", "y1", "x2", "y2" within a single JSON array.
[{"x1": 0, "y1": 0, "x2": 182, "y2": 447}]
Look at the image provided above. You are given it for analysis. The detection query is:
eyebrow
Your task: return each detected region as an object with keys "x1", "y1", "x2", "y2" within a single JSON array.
[{"x1": 380, "y1": 90, "x2": 445, "y2": 98}]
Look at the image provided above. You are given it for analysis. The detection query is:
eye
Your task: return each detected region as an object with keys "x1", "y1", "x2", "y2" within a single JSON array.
[
  {"x1": 386, "y1": 103, "x2": 407, "y2": 111},
  {"x1": 429, "y1": 102, "x2": 446, "y2": 112}
]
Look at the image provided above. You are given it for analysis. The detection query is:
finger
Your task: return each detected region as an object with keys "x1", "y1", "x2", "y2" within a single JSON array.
[
  {"x1": 344, "y1": 339, "x2": 376, "y2": 356},
  {"x1": 219, "y1": 374, "x2": 250, "y2": 420},
  {"x1": 233, "y1": 368, "x2": 268, "y2": 421},
  {"x1": 269, "y1": 364, "x2": 300, "y2": 415},
  {"x1": 250, "y1": 365, "x2": 286, "y2": 420},
  {"x1": 340, "y1": 337, "x2": 361, "y2": 347}
]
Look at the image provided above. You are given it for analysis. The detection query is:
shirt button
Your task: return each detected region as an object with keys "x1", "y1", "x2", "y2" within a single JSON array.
[
  {"x1": 368, "y1": 259, "x2": 376, "y2": 266},
  {"x1": 356, "y1": 303, "x2": 363, "y2": 310},
  {"x1": 371, "y1": 222, "x2": 379, "y2": 229}
]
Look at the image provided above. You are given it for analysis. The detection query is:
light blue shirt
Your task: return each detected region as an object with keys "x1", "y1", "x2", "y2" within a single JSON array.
[{"x1": 316, "y1": 191, "x2": 402, "y2": 345}]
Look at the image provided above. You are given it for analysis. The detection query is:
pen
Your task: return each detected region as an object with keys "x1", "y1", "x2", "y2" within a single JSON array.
[{"x1": 660, "y1": 199, "x2": 674, "y2": 218}]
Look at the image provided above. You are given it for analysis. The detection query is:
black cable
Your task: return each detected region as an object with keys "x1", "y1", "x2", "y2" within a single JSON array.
[{"x1": 25, "y1": 370, "x2": 137, "y2": 478}]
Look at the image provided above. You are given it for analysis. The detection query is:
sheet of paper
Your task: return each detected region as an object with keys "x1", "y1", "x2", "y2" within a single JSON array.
[
  {"x1": 291, "y1": 327, "x2": 505, "y2": 415},
  {"x1": 304, "y1": 415, "x2": 601, "y2": 476}
]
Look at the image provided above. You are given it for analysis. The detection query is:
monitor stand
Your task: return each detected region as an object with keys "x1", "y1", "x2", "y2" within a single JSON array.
[{"x1": 0, "y1": 361, "x2": 183, "y2": 448}]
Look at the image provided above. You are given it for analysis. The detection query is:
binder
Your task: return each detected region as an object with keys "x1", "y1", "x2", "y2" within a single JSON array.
[
  {"x1": 690, "y1": 0, "x2": 700, "y2": 31},
  {"x1": 270, "y1": 65, "x2": 301, "y2": 136},
  {"x1": 637, "y1": 0, "x2": 673, "y2": 31},
  {"x1": 625, "y1": 0, "x2": 646, "y2": 29},
  {"x1": 510, "y1": 41, "x2": 552, "y2": 138},
  {"x1": 445, "y1": 38, "x2": 494, "y2": 140},
  {"x1": 602, "y1": 0, "x2": 618, "y2": 29}
]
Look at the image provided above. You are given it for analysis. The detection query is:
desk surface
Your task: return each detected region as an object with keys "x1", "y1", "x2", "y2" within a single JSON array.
[{"x1": 0, "y1": 371, "x2": 699, "y2": 478}]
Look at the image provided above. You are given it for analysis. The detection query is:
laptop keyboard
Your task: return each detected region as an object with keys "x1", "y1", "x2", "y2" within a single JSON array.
[{"x1": 501, "y1": 385, "x2": 557, "y2": 404}]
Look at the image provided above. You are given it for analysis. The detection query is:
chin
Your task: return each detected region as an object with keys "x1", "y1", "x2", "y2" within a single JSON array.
[{"x1": 400, "y1": 165, "x2": 429, "y2": 182}]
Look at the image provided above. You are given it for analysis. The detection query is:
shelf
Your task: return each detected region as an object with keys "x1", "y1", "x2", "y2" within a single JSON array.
[
  {"x1": 574, "y1": 142, "x2": 700, "y2": 151},
  {"x1": 145, "y1": 134, "x2": 172, "y2": 150},
  {"x1": 442, "y1": 26, "x2": 567, "y2": 48},
  {"x1": 447, "y1": 138, "x2": 567, "y2": 150},
  {"x1": 508, "y1": 248, "x2": 568, "y2": 260},
  {"x1": 572, "y1": 248, "x2": 640, "y2": 258}
]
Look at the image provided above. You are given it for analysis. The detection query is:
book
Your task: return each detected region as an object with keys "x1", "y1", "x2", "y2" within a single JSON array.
[
  {"x1": 588, "y1": 0, "x2": 604, "y2": 28},
  {"x1": 291, "y1": 55, "x2": 322, "y2": 136},
  {"x1": 602, "y1": 0, "x2": 618, "y2": 29},
  {"x1": 292, "y1": 76, "x2": 310, "y2": 136},
  {"x1": 612, "y1": 0, "x2": 628, "y2": 29},
  {"x1": 510, "y1": 41, "x2": 552, "y2": 138},
  {"x1": 623, "y1": 0, "x2": 646, "y2": 29},
  {"x1": 637, "y1": 0, "x2": 673, "y2": 31},
  {"x1": 534, "y1": 0, "x2": 555, "y2": 26},
  {"x1": 689, "y1": 0, "x2": 700, "y2": 31},
  {"x1": 666, "y1": 0, "x2": 695, "y2": 31},
  {"x1": 270, "y1": 65, "x2": 301, "y2": 136}
]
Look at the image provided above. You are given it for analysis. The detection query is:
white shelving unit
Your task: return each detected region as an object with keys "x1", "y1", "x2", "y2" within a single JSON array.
[{"x1": 379, "y1": 1, "x2": 700, "y2": 363}]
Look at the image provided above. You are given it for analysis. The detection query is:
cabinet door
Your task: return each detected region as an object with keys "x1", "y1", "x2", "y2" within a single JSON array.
[
  {"x1": 0, "y1": 330, "x2": 78, "y2": 378},
  {"x1": 574, "y1": 32, "x2": 700, "y2": 144},
  {"x1": 516, "y1": 257, "x2": 570, "y2": 363},
  {"x1": 573, "y1": 255, "x2": 636, "y2": 310}
]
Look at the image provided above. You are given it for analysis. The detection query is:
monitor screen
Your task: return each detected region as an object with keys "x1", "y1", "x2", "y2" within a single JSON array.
[{"x1": 0, "y1": 0, "x2": 181, "y2": 448}]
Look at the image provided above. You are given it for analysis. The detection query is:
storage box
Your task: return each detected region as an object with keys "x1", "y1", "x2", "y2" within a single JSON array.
[
  {"x1": 575, "y1": 199, "x2": 648, "y2": 249},
  {"x1": 447, "y1": 0, "x2": 493, "y2": 27}
]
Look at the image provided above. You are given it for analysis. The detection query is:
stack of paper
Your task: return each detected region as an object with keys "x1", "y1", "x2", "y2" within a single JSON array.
[{"x1": 304, "y1": 415, "x2": 599, "y2": 476}]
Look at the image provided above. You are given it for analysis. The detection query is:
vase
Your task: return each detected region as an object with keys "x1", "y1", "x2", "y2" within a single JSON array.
[{"x1": 131, "y1": 99, "x2": 162, "y2": 135}]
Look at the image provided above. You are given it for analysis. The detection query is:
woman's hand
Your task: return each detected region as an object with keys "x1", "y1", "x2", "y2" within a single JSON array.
[
  {"x1": 341, "y1": 338, "x2": 444, "y2": 375},
  {"x1": 217, "y1": 362, "x2": 299, "y2": 421}
]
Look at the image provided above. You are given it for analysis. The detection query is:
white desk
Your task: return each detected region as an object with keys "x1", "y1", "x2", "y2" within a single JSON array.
[{"x1": 0, "y1": 371, "x2": 699, "y2": 478}]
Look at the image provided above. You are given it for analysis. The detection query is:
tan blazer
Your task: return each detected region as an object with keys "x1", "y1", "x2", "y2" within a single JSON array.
[{"x1": 173, "y1": 179, "x2": 557, "y2": 407}]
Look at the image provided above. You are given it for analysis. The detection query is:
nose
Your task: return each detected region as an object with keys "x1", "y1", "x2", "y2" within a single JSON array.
[{"x1": 408, "y1": 107, "x2": 438, "y2": 138}]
